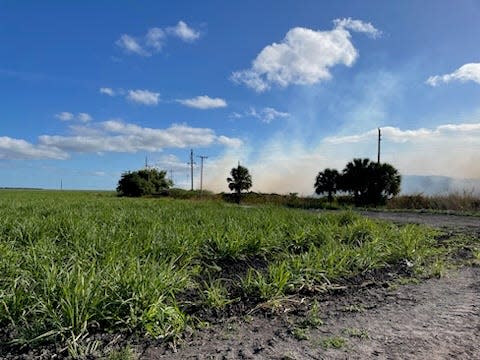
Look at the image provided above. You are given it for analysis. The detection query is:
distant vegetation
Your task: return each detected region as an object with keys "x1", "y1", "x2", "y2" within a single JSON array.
[
  {"x1": 117, "y1": 168, "x2": 172, "y2": 197},
  {"x1": 113, "y1": 160, "x2": 480, "y2": 215},
  {"x1": 387, "y1": 192, "x2": 480, "y2": 213},
  {"x1": 315, "y1": 158, "x2": 401, "y2": 206}
]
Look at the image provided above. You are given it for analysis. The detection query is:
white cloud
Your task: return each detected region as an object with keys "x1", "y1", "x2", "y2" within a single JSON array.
[
  {"x1": 333, "y1": 18, "x2": 381, "y2": 38},
  {"x1": 229, "y1": 112, "x2": 243, "y2": 119},
  {"x1": 426, "y1": 63, "x2": 480, "y2": 86},
  {"x1": 177, "y1": 95, "x2": 227, "y2": 109},
  {"x1": 127, "y1": 89, "x2": 160, "y2": 105},
  {"x1": 145, "y1": 27, "x2": 165, "y2": 50},
  {"x1": 55, "y1": 112, "x2": 93, "y2": 122},
  {"x1": 166, "y1": 21, "x2": 200, "y2": 42},
  {"x1": 232, "y1": 19, "x2": 379, "y2": 92},
  {"x1": 0, "y1": 136, "x2": 67, "y2": 160},
  {"x1": 77, "y1": 113, "x2": 93, "y2": 122},
  {"x1": 325, "y1": 123, "x2": 480, "y2": 144},
  {"x1": 115, "y1": 34, "x2": 150, "y2": 56},
  {"x1": 157, "y1": 154, "x2": 189, "y2": 171},
  {"x1": 232, "y1": 107, "x2": 290, "y2": 123},
  {"x1": 254, "y1": 107, "x2": 290, "y2": 123},
  {"x1": 55, "y1": 112, "x2": 74, "y2": 121},
  {"x1": 217, "y1": 135, "x2": 243, "y2": 148},
  {"x1": 38, "y1": 120, "x2": 242, "y2": 154},
  {"x1": 100, "y1": 87, "x2": 115, "y2": 96},
  {"x1": 116, "y1": 21, "x2": 200, "y2": 57}
]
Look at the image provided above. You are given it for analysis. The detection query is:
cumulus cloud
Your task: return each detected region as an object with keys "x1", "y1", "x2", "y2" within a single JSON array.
[
  {"x1": 127, "y1": 89, "x2": 160, "y2": 105},
  {"x1": 37, "y1": 120, "x2": 242, "y2": 155},
  {"x1": 426, "y1": 63, "x2": 480, "y2": 86},
  {"x1": 177, "y1": 95, "x2": 227, "y2": 109},
  {"x1": 231, "y1": 18, "x2": 380, "y2": 92},
  {"x1": 166, "y1": 21, "x2": 200, "y2": 42},
  {"x1": 100, "y1": 87, "x2": 115, "y2": 96},
  {"x1": 0, "y1": 136, "x2": 67, "y2": 160},
  {"x1": 116, "y1": 21, "x2": 200, "y2": 56}
]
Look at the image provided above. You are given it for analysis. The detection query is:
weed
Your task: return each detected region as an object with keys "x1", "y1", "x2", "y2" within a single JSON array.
[
  {"x1": 298, "y1": 300, "x2": 323, "y2": 329},
  {"x1": 201, "y1": 280, "x2": 236, "y2": 309},
  {"x1": 291, "y1": 326, "x2": 309, "y2": 340},
  {"x1": 342, "y1": 327, "x2": 369, "y2": 339},
  {"x1": 473, "y1": 249, "x2": 480, "y2": 263},
  {"x1": 320, "y1": 336, "x2": 347, "y2": 349},
  {"x1": 108, "y1": 346, "x2": 137, "y2": 360},
  {"x1": 341, "y1": 304, "x2": 365, "y2": 313}
]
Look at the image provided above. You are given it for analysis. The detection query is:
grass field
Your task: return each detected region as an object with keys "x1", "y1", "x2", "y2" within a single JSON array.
[{"x1": 0, "y1": 190, "x2": 445, "y2": 356}]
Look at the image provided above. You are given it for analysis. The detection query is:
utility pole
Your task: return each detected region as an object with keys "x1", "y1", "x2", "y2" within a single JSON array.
[
  {"x1": 189, "y1": 149, "x2": 195, "y2": 191},
  {"x1": 197, "y1": 155, "x2": 208, "y2": 193},
  {"x1": 377, "y1": 128, "x2": 381, "y2": 164},
  {"x1": 145, "y1": 156, "x2": 149, "y2": 169},
  {"x1": 60, "y1": 179, "x2": 63, "y2": 190}
]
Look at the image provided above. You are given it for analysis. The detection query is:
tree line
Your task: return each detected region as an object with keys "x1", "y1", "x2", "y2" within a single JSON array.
[
  {"x1": 116, "y1": 158, "x2": 400, "y2": 206},
  {"x1": 314, "y1": 158, "x2": 401, "y2": 206}
]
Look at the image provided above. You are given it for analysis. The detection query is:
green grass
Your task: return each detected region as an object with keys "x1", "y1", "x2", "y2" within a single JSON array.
[
  {"x1": 0, "y1": 190, "x2": 444, "y2": 354},
  {"x1": 319, "y1": 336, "x2": 347, "y2": 349}
]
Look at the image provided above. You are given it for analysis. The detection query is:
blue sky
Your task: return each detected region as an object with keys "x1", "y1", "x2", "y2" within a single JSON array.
[{"x1": 1, "y1": 0, "x2": 480, "y2": 194}]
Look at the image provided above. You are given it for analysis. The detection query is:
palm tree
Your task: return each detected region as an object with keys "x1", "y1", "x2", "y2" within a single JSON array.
[
  {"x1": 341, "y1": 158, "x2": 371, "y2": 205},
  {"x1": 227, "y1": 165, "x2": 252, "y2": 204},
  {"x1": 314, "y1": 168, "x2": 339, "y2": 202},
  {"x1": 341, "y1": 158, "x2": 401, "y2": 206}
]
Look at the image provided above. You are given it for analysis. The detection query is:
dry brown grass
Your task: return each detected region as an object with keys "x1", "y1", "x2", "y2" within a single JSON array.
[{"x1": 387, "y1": 192, "x2": 480, "y2": 212}]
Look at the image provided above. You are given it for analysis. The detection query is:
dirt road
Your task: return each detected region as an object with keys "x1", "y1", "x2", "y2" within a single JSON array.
[{"x1": 360, "y1": 210, "x2": 480, "y2": 235}]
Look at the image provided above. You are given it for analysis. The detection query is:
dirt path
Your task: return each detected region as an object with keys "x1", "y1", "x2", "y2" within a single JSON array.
[
  {"x1": 359, "y1": 210, "x2": 480, "y2": 235},
  {"x1": 143, "y1": 266, "x2": 479, "y2": 359}
]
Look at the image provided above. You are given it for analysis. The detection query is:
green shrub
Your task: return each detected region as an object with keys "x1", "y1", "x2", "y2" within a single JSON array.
[{"x1": 117, "y1": 168, "x2": 172, "y2": 197}]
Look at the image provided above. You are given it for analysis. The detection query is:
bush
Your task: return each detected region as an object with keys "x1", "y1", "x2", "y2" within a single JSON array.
[{"x1": 117, "y1": 168, "x2": 172, "y2": 197}]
